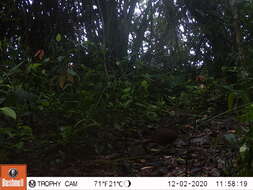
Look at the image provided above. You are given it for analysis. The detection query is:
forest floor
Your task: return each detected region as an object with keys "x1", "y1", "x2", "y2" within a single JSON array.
[{"x1": 23, "y1": 112, "x2": 243, "y2": 176}]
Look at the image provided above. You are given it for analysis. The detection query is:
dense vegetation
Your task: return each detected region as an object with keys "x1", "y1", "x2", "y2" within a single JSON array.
[{"x1": 1, "y1": 0, "x2": 253, "y2": 176}]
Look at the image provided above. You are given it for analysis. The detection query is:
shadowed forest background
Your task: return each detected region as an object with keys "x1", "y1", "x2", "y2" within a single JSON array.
[{"x1": 1, "y1": 0, "x2": 253, "y2": 176}]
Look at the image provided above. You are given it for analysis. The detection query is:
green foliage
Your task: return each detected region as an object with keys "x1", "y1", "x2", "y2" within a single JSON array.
[
  {"x1": 0, "y1": 107, "x2": 16, "y2": 120},
  {"x1": 221, "y1": 64, "x2": 253, "y2": 176},
  {"x1": 56, "y1": 33, "x2": 62, "y2": 42},
  {"x1": 1, "y1": 38, "x2": 180, "y2": 161},
  {"x1": 236, "y1": 103, "x2": 253, "y2": 176}
]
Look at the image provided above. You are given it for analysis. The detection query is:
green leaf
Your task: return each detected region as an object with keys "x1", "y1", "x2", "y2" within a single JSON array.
[
  {"x1": 141, "y1": 80, "x2": 148, "y2": 90},
  {"x1": 7, "y1": 61, "x2": 25, "y2": 76},
  {"x1": 0, "y1": 128, "x2": 14, "y2": 137},
  {"x1": 240, "y1": 144, "x2": 248, "y2": 153},
  {"x1": 122, "y1": 87, "x2": 131, "y2": 93},
  {"x1": 239, "y1": 144, "x2": 248, "y2": 160},
  {"x1": 14, "y1": 141, "x2": 24, "y2": 150},
  {"x1": 40, "y1": 100, "x2": 50, "y2": 107},
  {"x1": 18, "y1": 125, "x2": 33, "y2": 137},
  {"x1": 239, "y1": 104, "x2": 253, "y2": 122},
  {"x1": 0, "y1": 107, "x2": 16, "y2": 120},
  {"x1": 227, "y1": 93, "x2": 235, "y2": 111},
  {"x1": 56, "y1": 33, "x2": 62, "y2": 42},
  {"x1": 27, "y1": 63, "x2": 42, "y2": 72}
]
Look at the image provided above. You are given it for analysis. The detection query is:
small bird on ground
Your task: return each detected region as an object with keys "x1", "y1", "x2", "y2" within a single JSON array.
[{"x1": 150, "y1": 127, "x2": 178, "y2": 145}]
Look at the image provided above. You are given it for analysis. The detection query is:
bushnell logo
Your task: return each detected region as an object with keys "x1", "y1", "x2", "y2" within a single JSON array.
[{"x1": 0, "y1": 164, "x2": 27, "y2": 190}]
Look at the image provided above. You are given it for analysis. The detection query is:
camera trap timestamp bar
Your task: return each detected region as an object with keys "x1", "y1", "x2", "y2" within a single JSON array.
[{"x1": 26, "y1": 177, "x2": 253, "y2": 190}]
